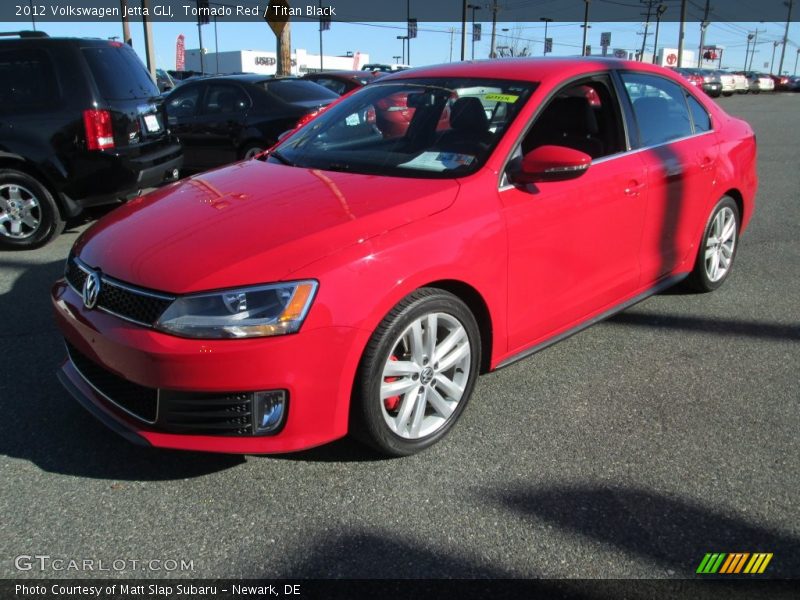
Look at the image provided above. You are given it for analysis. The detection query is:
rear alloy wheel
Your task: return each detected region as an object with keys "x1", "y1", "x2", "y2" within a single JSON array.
[
  {"x1": 352, "y1": 289, "x2": 481, "y2": 456},
  {"x1": 685, "y1": 196, "x2": 740, "y2": 292},
  {"x1": 0, "y1": 169, "x2": 64, "y2": 250}
]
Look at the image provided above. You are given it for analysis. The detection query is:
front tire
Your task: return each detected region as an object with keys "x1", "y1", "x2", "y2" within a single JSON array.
[
  {"x1": 352, "y1": 288, "x2": 481, "y2": 456},
  {"x1": 685, "y1": 196, "x2": 740, "y2": 293},
  {"x1": 0, "y1": 169, "x2": 64, "y2": 250}
]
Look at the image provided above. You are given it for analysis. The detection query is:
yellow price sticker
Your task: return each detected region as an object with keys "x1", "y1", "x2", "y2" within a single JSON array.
[{"x1": 484, "y1": 93, "x2": 519, "y2": 103}]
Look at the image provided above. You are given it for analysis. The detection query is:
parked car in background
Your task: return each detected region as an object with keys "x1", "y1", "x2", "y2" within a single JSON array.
[
  {"x1": 713, "y1": 70, "x2": 736, "y2": 96},
  {"x1": 156, "y1": 68, "x2": 175, "y2": 93},
  {"x1": 784, "y1": 76, "x2": 800, "y2": 91},
  {"x1": 302, "y1": 70, "x2": 385, "y2": 95},
  {"x1": 738, "y1": 72, "x2": 775, "y2": 93},
  {"x1": 0, "y1": 31, "x2": 182, "y2": 249},
  {"x1": 729, "y1": 71, "x2": 749, "y2": 94},
  {"x1": 674, "y1": 68, "x2": 725, "y2": 98},
  {"x1": 361, "y1": 63, "x2": 410, "y2": 72},
  {"x1": 54, "y1": 58, "x2": 757, "y2": 456},
  {"x1": 165, "y1": 75, "x2": 338, "y2": 172}
]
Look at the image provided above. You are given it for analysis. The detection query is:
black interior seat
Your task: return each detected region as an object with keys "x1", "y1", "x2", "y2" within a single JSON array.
[
  {"x1": 436, "y1": 97, "x2": 493, "y2": 154},
  {"x1": 523, "y1": 96, "x2": 604, "y2": 158}
]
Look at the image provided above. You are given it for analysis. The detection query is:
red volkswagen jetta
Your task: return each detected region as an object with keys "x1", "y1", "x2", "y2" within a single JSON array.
[{"x1": 52, "y1": 59, "x2": 757, "y2": 456}]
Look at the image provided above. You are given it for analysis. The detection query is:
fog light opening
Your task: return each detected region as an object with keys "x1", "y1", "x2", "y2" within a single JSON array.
[{"x1": 253, "y1": 390, "x2": 286, "y2": 435}]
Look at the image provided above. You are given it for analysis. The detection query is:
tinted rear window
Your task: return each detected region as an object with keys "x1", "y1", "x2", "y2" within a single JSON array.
[
  {"x1": 0, "y1": 48, "x2": 58, "y2": 112},
  {"x1": 261, "y1": 80, "x2": 339, "y2": 103},
  {"x1": 82, "y1": 44, "x2": 158, "y2": 100}
]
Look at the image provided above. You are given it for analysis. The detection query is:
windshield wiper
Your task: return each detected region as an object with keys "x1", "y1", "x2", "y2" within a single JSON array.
[{"x1": 267, "y1": 150, "x2": 293, "y2": 166}]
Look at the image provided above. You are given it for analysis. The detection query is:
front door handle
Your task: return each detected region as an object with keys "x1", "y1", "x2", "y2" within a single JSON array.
[{"x1": 624, "y1": 180, "x2": 644, "y2": 197}]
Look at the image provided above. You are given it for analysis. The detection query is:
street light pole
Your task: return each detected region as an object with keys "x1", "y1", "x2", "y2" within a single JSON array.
[
  {"x1": 677, "y1": 0, "x2": 686, "y2": 67},
  {"x1": 397, "y1": 36, "x2": 408, "y2": 64},
  {"x1": 652, "y1": 4, "x2": 667, "y2": 64},
  {"x1": 460, "y1": 0, "x2": 467, "y2": 61},
  {"x1": 581, "y1": 0, "x2": 590, "y2": 56},
  {"x1": 770, "y1": 40, "x2": 780, "y2": 75},
  {"x1": 540, "y1": 17, "x2": 552, "y2": 56},
  {"x1": 468, "y1": 4, "x2": 481, "y2": 60}
]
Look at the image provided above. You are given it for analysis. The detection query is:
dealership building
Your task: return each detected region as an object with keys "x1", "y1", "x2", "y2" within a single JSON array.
[{"x1": 185, "y1": 48, "x2": 371, "y2": 75}]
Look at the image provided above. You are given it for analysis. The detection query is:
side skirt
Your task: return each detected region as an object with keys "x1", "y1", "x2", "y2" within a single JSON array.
[{"x1": 495, "y1": 273, "x2": 689, "y2": 371}]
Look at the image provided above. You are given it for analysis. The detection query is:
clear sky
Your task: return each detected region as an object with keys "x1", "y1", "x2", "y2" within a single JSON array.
[{"x1": 2, "y1": 17, "x2": 798, "y2": 74}]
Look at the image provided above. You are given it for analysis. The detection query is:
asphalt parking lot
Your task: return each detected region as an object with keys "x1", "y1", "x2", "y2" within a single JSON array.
[{"x1": 0, "y1": 93, "x2": 797, "y2": 581}]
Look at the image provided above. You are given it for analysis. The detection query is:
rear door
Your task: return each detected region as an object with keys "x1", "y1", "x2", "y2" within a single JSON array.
[
  {"x1": 618, "y1": 72, "x2": 719, "y2": 283},
  {"x1": 164, "y1": 82, "x2": 205, "y2": 169},
  {"x1": 80, "y1": 42, "x2": 166, "y2": 152}
]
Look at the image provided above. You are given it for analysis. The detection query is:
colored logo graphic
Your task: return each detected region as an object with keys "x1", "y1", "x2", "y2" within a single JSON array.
[{"x1": 696, "y1": 553, "x2": 773, "y2": 574}]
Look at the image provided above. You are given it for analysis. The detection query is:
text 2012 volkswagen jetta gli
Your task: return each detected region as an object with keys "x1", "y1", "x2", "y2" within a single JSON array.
[{"x1": 52, "y1": 59, "x2": 757, "y2": 456}]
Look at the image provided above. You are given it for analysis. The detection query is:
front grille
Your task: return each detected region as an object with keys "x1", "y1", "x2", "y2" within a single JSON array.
[
  {"x1": 64, "y1": 256, "x2": 174, "y2": 327},
  {"x1": 160, "y1": 392, "x2": 254, "y2": 436},
  {"x1": 66, "y1": 341, "x2": 158, "y2": 423}
]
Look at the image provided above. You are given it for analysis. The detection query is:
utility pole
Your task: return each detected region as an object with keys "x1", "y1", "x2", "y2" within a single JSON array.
[
  {"x1": 489, "y1": 1, "x2": 499, "y2": 58},
  {"x1": 777, "y1": 0, "x2": 794, "y2": 76},
  {"x1": 277, "y1": 23, "x2": 291, "y2": 75},
  {"x1": 676, "y1": 0, "x2": 686, "y2": 67},
  {"x1": 461, "y1": 0, "x2": 467, "y2": 61},
  {"x1": 640, "y1": 0, "x2": 654, "y2": 62},
  {"x1": 652, "y1": 4, "x2": 666, "y2": 63},
  {"x1": 141, "y1": 0, "x2": 156, "y2": 78},
  {"x1": 406, "y1": 0, "x2": 411, "y2": 66},
  {"x1": 582, "y1": 0, "x2": 591, "y2": 57},
  {"x1": 397, "y1": 36, "x2": 407, "y2": 64},
  {"x1": 120, "y1": 0, "x2": 132, "y2": 45},
  {"x1": 795, "y1": 48, "x2": 800, "y2": 75},
  {"x1": 449, "y1": 28, "x2": 455, "y2": 62},
  {"x1": 697, "y1": 0, "x2": 710, "y2": 67}
]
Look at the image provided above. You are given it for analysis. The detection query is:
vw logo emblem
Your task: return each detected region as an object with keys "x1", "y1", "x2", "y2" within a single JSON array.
[{"x1": 82, "y1": 270, "x2": 101, "y2": 309}]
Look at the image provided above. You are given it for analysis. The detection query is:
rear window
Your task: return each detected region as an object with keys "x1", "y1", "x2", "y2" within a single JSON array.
[
  {"x1": 0, "y1": 48, "x2": 58, "y2": 112},
  {"x1": 82, "y1": 44, "x2": 158, "y2": 100},
  {"x1": 261, "y1": 79, "x2": 339, "y2": 103}
]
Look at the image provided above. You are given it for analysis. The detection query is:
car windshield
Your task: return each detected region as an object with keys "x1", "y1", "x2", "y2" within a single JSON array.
[{"x1": 271, "y1": 77, "x2": 536, "y2": 178}]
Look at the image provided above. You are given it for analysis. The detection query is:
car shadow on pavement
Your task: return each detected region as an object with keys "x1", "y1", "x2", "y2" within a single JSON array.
[
  {"x1": 607, "y1": 311, "x2": 800, "y2": 341},
  {"x1": 485, "y1": 484, "x2": 800, "y2": 578},
  {"x1": 0, "y1": 258, "x2": 243, "y2": 480}
]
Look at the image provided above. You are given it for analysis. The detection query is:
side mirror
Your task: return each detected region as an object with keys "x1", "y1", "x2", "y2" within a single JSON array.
[{"x1": 510, "y1": 145, "x2": 592, "y2": 184}]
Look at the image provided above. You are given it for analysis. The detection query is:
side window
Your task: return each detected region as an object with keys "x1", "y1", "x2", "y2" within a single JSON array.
[
  {"x1": 519, "y1": 79, "x2": 626, "y2": 160},
  {"x1": 166, "y1": 85, "x2": 201, "y2": 119},
  {"x1": 203, "y1": 84, "x2": 250, "y2": 115},
  {"x1": 0, "y1": 49, "x2": 58, "y2": 113},
  {"x1": 621, "y1": 73, "x2": 693, "y2": 146},
  {"x1": 686, "y1": 93, "x2": 711, "y2": 133}
]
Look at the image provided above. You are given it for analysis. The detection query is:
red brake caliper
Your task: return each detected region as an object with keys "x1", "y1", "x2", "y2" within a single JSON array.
[{"x1": 384, "y1": 355, "x2": 401, "y2": 412}]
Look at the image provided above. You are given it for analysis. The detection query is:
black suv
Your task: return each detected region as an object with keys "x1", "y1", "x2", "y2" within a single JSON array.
[{"x1": 0, "y1": 31, "x2": 183, "y2": 249}]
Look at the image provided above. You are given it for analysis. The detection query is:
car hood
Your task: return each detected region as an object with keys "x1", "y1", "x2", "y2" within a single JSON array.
[{"x1": 74, "y1": 160, "x2": 460, "y2": 294}]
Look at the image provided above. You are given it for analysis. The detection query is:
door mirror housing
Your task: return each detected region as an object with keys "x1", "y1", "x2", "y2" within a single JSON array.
[{"x1": 510, "y1": 145, "x2": 592, "y2": 184}]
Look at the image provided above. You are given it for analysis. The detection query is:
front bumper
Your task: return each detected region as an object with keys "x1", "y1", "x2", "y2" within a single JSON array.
[{"x1": 52, "y1": 279, "x2": 366, "y2": 454}]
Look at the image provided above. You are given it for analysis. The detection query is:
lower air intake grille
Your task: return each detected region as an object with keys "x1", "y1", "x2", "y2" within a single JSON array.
[
  {"x1": 159, "y1": 392, "x2": 254, "y2": 436},
  {"x1": 65, "y1": 341, "x2": 158, "y2": 423}
]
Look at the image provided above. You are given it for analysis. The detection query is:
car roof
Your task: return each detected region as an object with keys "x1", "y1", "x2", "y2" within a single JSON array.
[{"x1": 381, "y1": 57, "x2": 677, "y2": 84}]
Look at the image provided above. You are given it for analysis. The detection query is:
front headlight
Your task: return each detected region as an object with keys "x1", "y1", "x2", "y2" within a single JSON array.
[{"x1": 155, "y1": 281, "x2": 317, "y2": 339}]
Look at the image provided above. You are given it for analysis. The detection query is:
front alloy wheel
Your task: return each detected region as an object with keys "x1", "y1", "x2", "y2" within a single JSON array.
[{"x1": 353, "y1": 289, "x2": 481, "y2": 456}]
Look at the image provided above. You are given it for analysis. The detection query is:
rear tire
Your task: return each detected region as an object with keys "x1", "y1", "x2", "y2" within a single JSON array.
[
  {"x1": 684, "y1": 196, "x2": 740, "y2": 293},
  {"x1": 351, "y1": 288, "x2": 481, "y2": 457},
  {"x1": 0, "y1": 169, "x2": 64, "y2": 250},
  {"x1": 240, "y1": 143, "x2": 268, "y2": 160}
]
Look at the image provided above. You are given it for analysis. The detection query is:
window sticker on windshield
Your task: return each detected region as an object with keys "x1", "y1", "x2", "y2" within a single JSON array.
[
  {"x1": 484, "y1": 93, "x2": 519, "y2": 103},
  {"x1": 399, "y1": 151, "x2": 475, "y2": 172}
]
